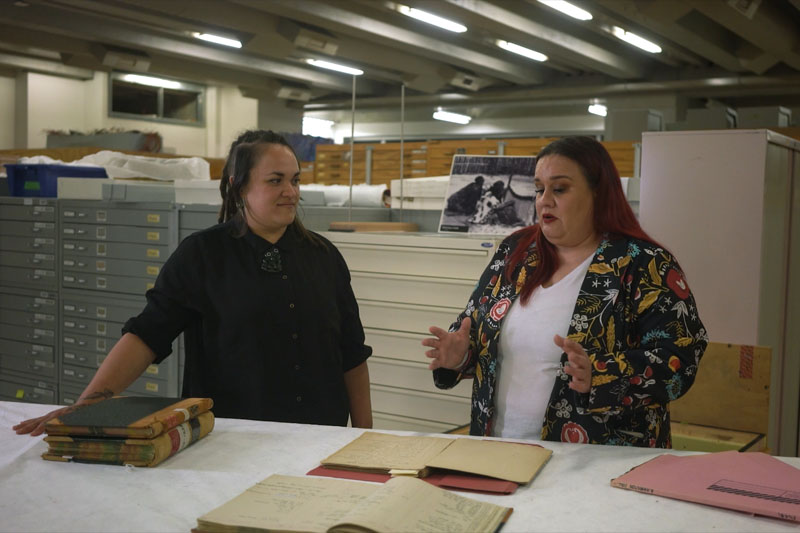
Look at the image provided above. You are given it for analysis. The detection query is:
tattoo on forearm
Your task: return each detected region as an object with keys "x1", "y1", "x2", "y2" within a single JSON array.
[{"x1": 79, "y1": 388, "x2": 114, "y2": 402}]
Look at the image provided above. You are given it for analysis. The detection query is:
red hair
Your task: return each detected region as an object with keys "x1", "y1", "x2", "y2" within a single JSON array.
[{"x1": 506, "y1": 136, "x2": 660, "y2": 304}]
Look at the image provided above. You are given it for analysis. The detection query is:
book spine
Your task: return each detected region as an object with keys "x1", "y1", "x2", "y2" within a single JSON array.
[{"x1": 45, "y1": 412, "x2": 215, "y2": 467}]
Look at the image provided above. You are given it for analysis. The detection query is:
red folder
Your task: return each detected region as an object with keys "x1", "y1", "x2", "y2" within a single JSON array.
[{"x1": 307, "y1": 465, "x2": 518, "y2": 494}]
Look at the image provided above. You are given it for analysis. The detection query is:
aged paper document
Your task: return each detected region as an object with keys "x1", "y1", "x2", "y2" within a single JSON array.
[
  {"x1": 425, "y1": 437, "x2": 552, "y2": 484},
  {"x1": 320, "y1": 431, "x2": 453, "y2": 473}
]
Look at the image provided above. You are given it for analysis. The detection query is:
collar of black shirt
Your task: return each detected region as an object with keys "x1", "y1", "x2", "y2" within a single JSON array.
[{"x1": 234, "y1": 221, "x2": 299, "y2": 256}]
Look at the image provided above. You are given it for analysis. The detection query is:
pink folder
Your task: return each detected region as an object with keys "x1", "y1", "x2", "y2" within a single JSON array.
[{"x1": 611, "y1": 451, "x2": 800, "y2": 522}]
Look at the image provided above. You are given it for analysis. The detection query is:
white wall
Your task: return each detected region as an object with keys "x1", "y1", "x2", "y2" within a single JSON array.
[
  {"x1": 8, "y1": 71, "x2": 258, "y2": 157},
  {"x1": 0, "y1": 75, "x2": 15, "y2": 149},
  {"x1": 26, "y1": 72, "x2": 88, "y2": 148},
  {"x1": 213, "y1": 85, "x2": 258, "y2": 158}
]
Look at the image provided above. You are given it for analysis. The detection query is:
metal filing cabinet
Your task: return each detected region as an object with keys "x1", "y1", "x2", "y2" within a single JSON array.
[
  {"x1": 176, "y1": 204, "x2": 219, "y2": 393},
  {"x1": 0, "y1": 197, "x2": 60, "y2": 404},
  {"x1": 58, "y1": 200, "x2": 180, "y2": 399},
  {"x1": 322, "y1": 231, "x2": 500, "y2": 433}
]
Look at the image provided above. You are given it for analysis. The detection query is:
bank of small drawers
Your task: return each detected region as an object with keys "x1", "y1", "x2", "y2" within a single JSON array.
[
  {"x1": 323, "y1": 232, "x2": 497, "y2": 432},
  {"x1": 56, "y1": 200, "x2": 179, "y2": 400},
  {"x1": 0, "y1": 198, "x2": 60, "y2": 401}
]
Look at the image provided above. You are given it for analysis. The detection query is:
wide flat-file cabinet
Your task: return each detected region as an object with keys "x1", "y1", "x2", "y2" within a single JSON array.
[
  {"x1": 57, "y1": 200, "x2": 180, "y2": 403},
  {"x1": 639, "y1": 129, "x2": 800, "y2": 456},
  {"x1": 323, "y1": 231, "x2": 500, "y2": 432}
]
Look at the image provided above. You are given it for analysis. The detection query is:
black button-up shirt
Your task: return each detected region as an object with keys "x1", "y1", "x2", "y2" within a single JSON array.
[{"x1": 123, "y1": 221, "x2": 371, "y2": 425}]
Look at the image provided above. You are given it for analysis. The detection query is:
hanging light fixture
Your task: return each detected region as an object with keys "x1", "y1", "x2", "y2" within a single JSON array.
[
  {"x1": 396, "y1": 4, "x2": 467, "y2": 33},
  {"x1": 433, "y1": 109, "x2": 472, "y2": 124},
  {"x1": 191, "y1": 32, "x2": 242, "y2": 48},
  {"x1": 305, "y1": 59, "x2": 363, "y2": 76}
]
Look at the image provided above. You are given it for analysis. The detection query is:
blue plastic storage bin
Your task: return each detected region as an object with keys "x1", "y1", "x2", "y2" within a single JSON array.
[{"x1": 4, "y1": 164, "x2": 108, "y2": 197}]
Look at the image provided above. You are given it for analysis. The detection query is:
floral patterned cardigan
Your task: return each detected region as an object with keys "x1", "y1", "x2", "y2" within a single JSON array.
[{"x1": 433, "y1": 232, "x2": 708, "y2": 447}]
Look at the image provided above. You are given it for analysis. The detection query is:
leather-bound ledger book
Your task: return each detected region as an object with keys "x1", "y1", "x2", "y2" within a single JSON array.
[
  {"x1": 44, "y1": 396, "x2": 214, "y2": 439},
  {"x1": 43, "y1": 411, "x2": 215, "y2": 467}
]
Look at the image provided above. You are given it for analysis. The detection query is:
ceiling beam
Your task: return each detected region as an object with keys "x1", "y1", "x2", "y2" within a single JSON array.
[
  {"x1": 232, "y1": 0, "x2": 546, "y2": 85},
  {"x1": 304, "y1": 74, "x2": 800, "y2": 110},
  {"x1": 0, "y1": 1, "x2": 377, "y2": 93},
  {"x1": 0, "y1": 52, "x2": 94, "y2": 80},
  {"x1": 692, "y1": 0, "x2": 800, "y2": 71},
  {"x1": 444, "y1": 0, "x2": 645, "y2": 79},
  {"x1": 595, "y1": 0, "x2": 749, "y2": 73}
]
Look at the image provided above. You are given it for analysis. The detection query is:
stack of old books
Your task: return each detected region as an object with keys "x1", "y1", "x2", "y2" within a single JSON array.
[{"x1": 42, "y1": 396, "x2": 214, "y2": 467}]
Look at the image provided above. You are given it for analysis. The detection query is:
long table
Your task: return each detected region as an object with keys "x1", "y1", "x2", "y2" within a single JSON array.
[{"x1": 1, "y1": 400, "x2": 797, "y2": 533}]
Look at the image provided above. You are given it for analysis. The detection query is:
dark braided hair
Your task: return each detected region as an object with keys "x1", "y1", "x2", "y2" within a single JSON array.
[{"x1": 218, "y1": 130, "x2": 323, "y2": 246}]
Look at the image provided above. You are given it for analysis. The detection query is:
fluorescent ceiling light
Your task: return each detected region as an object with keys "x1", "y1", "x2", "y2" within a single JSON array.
[
  {"x1": 397, "y1": 4, "x2": 467, "y2": 33},
  {"x1": 588, "y1": 104, "x2": 607, "y2": 117},
  {"x1": 120, "y1": 74, "x2": 181, "y2": 89},
  {"x1": 305, "y1": 58, "x2": 363, "y2": 76},
  {"x1": 433, "y1": 109, "x2": 471, "y2": 124},
  {"x1": 537, "y1": 0, "x2": 592, "y2": 21},
  {"x1": 612, "y1": 26, "x2": 661, "y2": 54},
  {"x1": 192, "y1": 32, "x2": 242, "y2": 48},
  {"x1": 496, "y1": 40, "x2": 548, "y2": 62}
]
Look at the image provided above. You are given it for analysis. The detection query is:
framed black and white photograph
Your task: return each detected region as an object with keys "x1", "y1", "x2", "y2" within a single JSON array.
[{"x1": 438, "y1": 155, "x2": 537, "y2": 235}]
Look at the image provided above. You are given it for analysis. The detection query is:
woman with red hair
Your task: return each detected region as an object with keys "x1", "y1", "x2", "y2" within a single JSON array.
[{"x1": 424, "y1": 136, "x2": 707, "y2": 447}]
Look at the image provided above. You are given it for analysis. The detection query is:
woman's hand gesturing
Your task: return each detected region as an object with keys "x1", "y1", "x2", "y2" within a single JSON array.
[
  {"x1": 423, "y1": 317, "x2": 472, "y2": 371},
  {"x1": 554, "y1": 334, "x2": 592, "y2": 393}
]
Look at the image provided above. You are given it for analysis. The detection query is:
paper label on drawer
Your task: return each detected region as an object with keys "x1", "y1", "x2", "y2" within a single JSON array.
[
  {"x1": 146, "y1": 266, "x2": 159, "y2": 276},
  {"x1": 64, "y1": 337, "x2": 75, "y2": 344},
  {"x1": 96, "y1": 211, "x2": 107, "y2": 222},
  {"x1": 63, "y1": 259, "x2": 75, "y2": 267},
  {"x1": 34, "y1": 253, "x2": 51, "y2": 260},
  {"x1": 147, "y1": 214, "x2": 161, "y2": 223},
  {"x1": 23, "y1": 198, "x2": 32, "y2": 205},
  {"x1": 146, "y1": 249, "x2": 160, "y2": 258},
  {"x1": 64, "y1": 211, "x2": 75, "y2": 217},
  {"x1": 95, "y1": 260, "x2": 106, "y2": 272},
  {"x1": 63, "y1": 228, "x2": 75, "y2": 234},
  {"x1": 63, "y1": 304, "x2": 75, "y2": 311},
  {"x1": 15, "y1": 389, "x2": 24, "y2": 398},
  {"x1": 146, "y1": 231, "x2": 160, "y2": 241},
  {"x1": 96, "y1": 307, "x2": 106, "y2": 318},
  {"x1": 145, "y1": 382, "x2": 159, "y2": 392},
  {"x1": 34, "y1": 387, "x2": 49, "y2": 394},
  {"x1": 63, "y1": 243, "x2": 75, "y2": 250},
  {"x1": 96, "y1": 323, "x2": 106, "y2": 335},
  {"x1": 64, "y1": 275, "x2": 75, "y2": 282},
  {"x1": 32, "y1": 345, "x2": 47, "y2": 352},
  {"x1": 96, "y1": 243, "x2": 106, "y2": 256},
  {"x1": 33, "y1": 360, "x2": 52, "y2": 368},
  {"x1": 95, "y1": 227, "x2": 106, "y2": 239},
  {"x1": 146, "y1": 282, "x2": 155, "y2": 290},
  {"x1": 64, "y1": 369, "x2": 74, "y2": 376},
  {"x1": 96, "y1": 278, "x2": 107, "y2": 289},
  {"x1": 64, "y1": 352, "x2": 75, "y2": 359},
  {"x1": 145, "y1": 365, "x2": 159, "y2": 375}
]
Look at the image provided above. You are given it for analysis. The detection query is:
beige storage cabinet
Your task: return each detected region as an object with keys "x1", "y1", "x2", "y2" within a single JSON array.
[{"x1": 323, "y1": 232, "x2": 500, "y2": 432}]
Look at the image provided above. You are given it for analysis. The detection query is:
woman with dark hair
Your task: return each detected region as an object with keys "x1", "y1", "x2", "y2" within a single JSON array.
[
  {"x1": 15, "y1": 130, "x2": 372, "y2": 436},
  {"x1": 424, "y1": 136, "x2": 707, "y2": 447}
]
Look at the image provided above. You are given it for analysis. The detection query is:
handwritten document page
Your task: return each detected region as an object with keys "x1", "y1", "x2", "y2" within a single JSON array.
[
  {"x1": 320, "y1": 431, "x2": 453, "y2": 473},
  {"x1": 332, "y1": 476, "x2": 513, "y2": 533},
  {"x1": 425, "y1": 438, "x2": 553, "y2": 484},
  {"x1": 196, "y1": 474, "x2": 378, "y2": 533}
]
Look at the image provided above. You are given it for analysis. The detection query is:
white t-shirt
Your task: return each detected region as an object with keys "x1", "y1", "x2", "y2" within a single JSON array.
[{"x1": 493, "y1": 253, "x2": 593, "y2": 439}]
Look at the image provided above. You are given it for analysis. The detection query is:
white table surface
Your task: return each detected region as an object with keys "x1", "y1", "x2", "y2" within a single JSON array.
[{"x1": 1, "y1": 400, "x2": 798, "y2": 533}]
